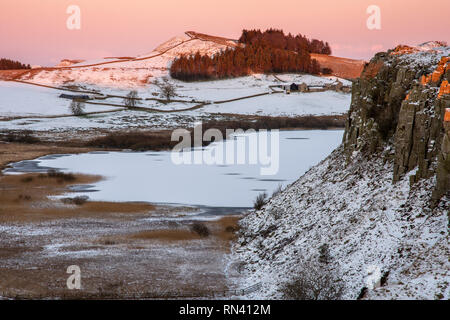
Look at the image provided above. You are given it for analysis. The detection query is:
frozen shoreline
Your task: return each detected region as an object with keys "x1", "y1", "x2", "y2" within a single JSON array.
[{"x1": 4, "y1": 130, "x2": 344, "y2": 208}]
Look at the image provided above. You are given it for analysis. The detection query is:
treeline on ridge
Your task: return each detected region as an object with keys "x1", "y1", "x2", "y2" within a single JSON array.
[
  {"x1": 0, "y1": 58, "x2": 31, "y2": 70},
  {"x1": 170, "y1": 29, "x2": 331, "y2": 81}
]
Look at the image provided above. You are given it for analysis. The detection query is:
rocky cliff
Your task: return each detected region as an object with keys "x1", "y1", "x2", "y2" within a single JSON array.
[
  {"x1": 343, "y1": 47, "x2": 450, "y2": 205},
  {"x1": 230, "y1": 45, "x2": 449, "y2": 300}
]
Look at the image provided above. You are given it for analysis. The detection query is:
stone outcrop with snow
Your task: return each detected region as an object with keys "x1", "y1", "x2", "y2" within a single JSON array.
[{"x1": 231, "y1": 44, "x2": 450, "y2": 300}]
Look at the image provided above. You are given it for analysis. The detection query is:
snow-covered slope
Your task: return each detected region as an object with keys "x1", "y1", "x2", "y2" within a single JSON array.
[
  {"x1": 22, "y1": 32, "x2": 237, "y2": 88},
  {"x1": 232, "y1": 147, "x2": 448, "y2": 299},
  {"x1": 16, "y1": 30, "x2": 363, "y2": 88},
  {"x1": 230, "y1": 44, "x2": 450, "y2": 300},
  {"x1": 0, "y1": 81, "x2": 116, "y2": 117}
]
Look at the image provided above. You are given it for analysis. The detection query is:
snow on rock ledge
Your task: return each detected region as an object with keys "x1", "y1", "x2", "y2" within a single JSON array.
[{"x1": 231, "y1": 44, "x2": 450, "y2": 300}]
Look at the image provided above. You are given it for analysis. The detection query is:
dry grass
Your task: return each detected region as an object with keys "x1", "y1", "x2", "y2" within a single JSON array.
[
  {"x1": 0, "y1": 70, "x2": 30, "y2": 80},
  {"x1": 214, "y1": 215, "x2": 241, "y2": 242},
  {"x1": 202, "y1": 115, "x2": 346, "y2": 134},
  {"x1": 0, "y1": 141, "x2": 239, "y2": 299},
  {"x1": 0, "y1": 142, "x2": 97, "y2": 170},
  {"x1": 0, "y1": 172, "x2": 155, "y2": 222},
  {"x1": 130, "y1": 229, "x2": 203, "y2": 241},
  {"x1": 310, "y1": 53, "x2": 366, "y2": 79},
  {"x1": 85, "y1": 131, "x2": 177, "y2": 151},
  {"x1": 79, "y1": 201, "x2": 154, "y2": 214},
  {"x1": 101, "y1": 215, "x2": 241, "y2": 245}
]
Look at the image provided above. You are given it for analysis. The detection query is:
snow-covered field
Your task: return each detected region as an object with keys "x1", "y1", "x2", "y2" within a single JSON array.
[
  {"x1": 1, "y1": 30, "x2": 353, "y2": 131},
  {"x1": 0, "y1": 74, "x2": 351, "y2": 132},
  {"x1": 199, "y1": 91, "x2": 349, "y2": 116},
  {"x1": 0, "y1": 81, "x2": 118, "y2": 117}
]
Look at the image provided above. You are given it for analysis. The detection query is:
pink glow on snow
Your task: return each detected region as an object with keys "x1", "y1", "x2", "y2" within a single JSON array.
[{"x1": 0, "y1": 0, "x2": 449, "y2": 65}]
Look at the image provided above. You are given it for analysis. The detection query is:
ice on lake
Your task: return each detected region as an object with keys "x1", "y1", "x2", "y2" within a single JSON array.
[{"x1": 6, "y1": 130, "x2": 343, "y2": 208}]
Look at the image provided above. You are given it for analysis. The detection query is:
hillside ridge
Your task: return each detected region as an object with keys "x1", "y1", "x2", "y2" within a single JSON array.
[{"x1": 1, "y1": 31, "x2": 365, "y2": 86}]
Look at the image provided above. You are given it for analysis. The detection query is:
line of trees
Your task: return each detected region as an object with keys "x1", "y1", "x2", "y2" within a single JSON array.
[
  {"x1": 170, "y1": 29, "x2": 328, "y2": 81},
  {"x1": 0, "y1": 58, "x2": 31, "y2": 70},
  {"x1": 239, "y1": 29, "x2": 332, "y2": 55}
]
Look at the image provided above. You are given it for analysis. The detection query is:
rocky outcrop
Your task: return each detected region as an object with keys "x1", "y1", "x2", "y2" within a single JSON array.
[
  {"x1": 434, "y1": 120, "x2": 450, "y2": 203},
  {"x1": 232, "y1": 44, "x2": 449, "y2": 300},
  {"x1": 343, "y1": 49, "x2": 450, "y2": 206}
]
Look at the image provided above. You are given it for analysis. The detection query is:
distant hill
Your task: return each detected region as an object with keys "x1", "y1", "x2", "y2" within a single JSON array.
[
  {"x1": 7, "y1": 31, "x2": 364, "y2": 86},
  {"x1": 311, "y1": 53, "x2": 366, "y2": 79},
  {"x1": 9, "y1": 31, "x2": 236, "y2": 87},
  {"x1": 171, "y1": 29, "x2": 332, "y2": 81}
]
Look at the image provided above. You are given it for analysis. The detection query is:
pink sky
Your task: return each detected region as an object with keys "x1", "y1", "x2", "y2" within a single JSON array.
[{"x1": 1, "y1": 0, "x2": 449, "y2": 66}]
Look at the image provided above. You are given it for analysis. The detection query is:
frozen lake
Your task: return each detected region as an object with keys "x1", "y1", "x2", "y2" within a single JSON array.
[{"x1": 6, "y1": 130, "x2": 343, "y2": 208}]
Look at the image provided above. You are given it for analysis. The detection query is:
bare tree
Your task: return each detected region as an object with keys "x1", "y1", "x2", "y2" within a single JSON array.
[
  {"x1": 279, "y1": 260, "x2": 345, "y2": 300},
  {"x1": 158, "y1": 78, "x2": 176, "y2": 101},
  {"x1": 253, "y1": 192, "x2": 268, "y2": 210},
  {"x1": 123, "y1": 90, "x2": 139, "y2": 107},
  {"x1": 69, "y1": 100, "x2": 85, "y2": 116}
]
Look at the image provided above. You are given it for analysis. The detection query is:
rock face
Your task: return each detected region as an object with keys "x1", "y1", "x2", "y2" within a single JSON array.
[
  {"x1": 232, "y1": 44, "x2": 449, "y2": 300},
  {"x1": 434, "y1": 120, "x2": 450, "y2": 203},
  {"x1": 343, "y1": 49, "x2": 450, "y2": 205}
]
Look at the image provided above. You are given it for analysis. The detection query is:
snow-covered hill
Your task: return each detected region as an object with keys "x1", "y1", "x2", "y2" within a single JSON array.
[
  {"x1": 230, "y1": 44, "x2": 450, "y2": 300},
  {"x1": 15, "y1": 30, "x2": 365, "y2": 88},
  {"x1": 21, "y1": 32, "x2": 238, "y2": 88}
]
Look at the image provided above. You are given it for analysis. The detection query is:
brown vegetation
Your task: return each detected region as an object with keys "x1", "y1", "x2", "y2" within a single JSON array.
[
  {"x1": 83, "y1": 115, "x2": 345, "y2": 151},
  {"x1": 202, "y1": 115, "x2": 346, "y2": 133},
  {"x1": 120, "y1": 216, "x2": 240, "y2": 244},
  {"x1": 85, "y1": 130, "x2": 177, "y2": 151},
  {"x1": 1, "y1": 130, "x2": 40, "y2": 144},
  {"x1": 0, "y1": 141, "x2": 96, "y2": 171},
  {"x1": 239, "y1": 29, "x2": 331, "y2": 55},
  {"x1": 0, "y1": 172, "x2": 155, "y2": 222},
  {"x1": 0, "y1": 69, "x2": 31, "y2": 80},
  {"x1": 190, "y1": 222, "x2": 210, "y2": 237},
  {"x1": 254, "y1": 192, "x2": 268, "y2": 210},
  {"x1": 171, "y1": 28, "x2": 328, "y2": 81},
  {"x1": 280, "y1": 261, "x2": 345, "y2": 300},
  {"x1": 130, "y1": 229, "x2": 203, "y2": 241}
]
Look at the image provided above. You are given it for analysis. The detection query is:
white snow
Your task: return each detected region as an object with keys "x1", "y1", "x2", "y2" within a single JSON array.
[
  {"x1": 0, "y1": 81, "x2": 116, "y2": 117},
  {"x1": 395, "y1": 45, "x2": 450, "y2": 71},
  {"x1": 0, "y1": 74, "x2": 351, "y2": 132},
  {"x1": 230, "y1": 146, "x2": 449, "y2": 300}
]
